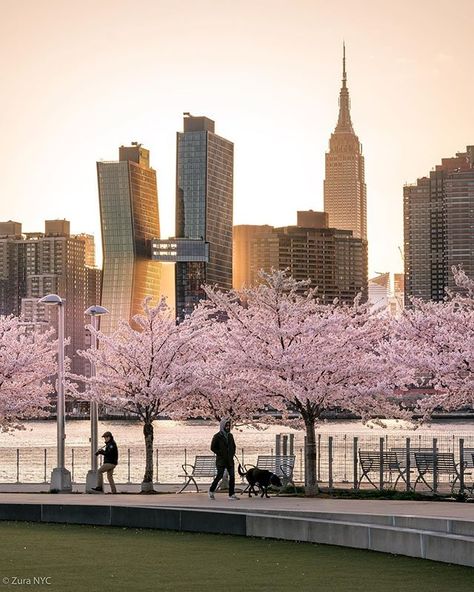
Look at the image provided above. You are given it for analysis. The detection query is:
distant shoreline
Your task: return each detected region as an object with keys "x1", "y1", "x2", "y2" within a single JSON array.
[{"x1": 32, "y1": 413, "x2": 474, "y2": 423}]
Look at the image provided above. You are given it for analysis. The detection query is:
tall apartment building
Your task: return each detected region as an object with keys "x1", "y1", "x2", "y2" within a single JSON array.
[
  {"x1": 404, "y1": 146, "x2": 474, "y2": 302},
  {"x1": 74, "y1": 233, "x2": 96, "y2": 267},
  {"x1": 0, "y1": 221, "x2": 25, "y2": 316},
  {"x1": 324, "y1": 45, "x2": 367, "y2": 242},
  {"x1": 0, "y1": 220, "x2": 101, "y2": 376},
  {"x1": 97, "y1": 143, "x2": 161, "y2": 332},
  {"x1": 233, "y1": 211, "x2": 367, "y2": 303},
  {"x1": 174, "y1": 114, "x2": 234, "y2": 319}
]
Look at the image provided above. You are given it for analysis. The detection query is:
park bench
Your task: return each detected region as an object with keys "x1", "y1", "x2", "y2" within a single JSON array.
[
  {"x1": 178, "y1": 455, "x2": 217, "y2": 493},
  {"x1": 390, "y1": 447, "x2": 438, "y2": 469},
  {"x1": 413, "y1": 452, "x2": 473, "y2": 494},
  {"x1": 462, "y1": 448, "x2": 474, "y2": 469},
  {"x1": 390, "y1": 447, "x2": 439, "y2": 489},
  {"x1": 358, "y1": 450, "x2": 408, "y2": 489},
  {"x1": 242, "y1": 455, "x2": 296, "y2": 494},
  {"x1": 460, "y1": 451, "x2": 474, "y2": 492}
]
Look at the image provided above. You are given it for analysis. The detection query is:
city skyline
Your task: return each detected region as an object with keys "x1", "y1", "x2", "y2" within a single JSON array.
[{"x1": 1, "y1": 1, "x2": 473, "y2": 279}]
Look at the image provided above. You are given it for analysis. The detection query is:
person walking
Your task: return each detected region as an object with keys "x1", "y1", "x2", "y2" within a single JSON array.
[
  {"x1": 92, "y1": 431, "x2": 118, "y2": 494},
  {"x1": 209, "y1": 417, "x2": 238, "y2": 500}
]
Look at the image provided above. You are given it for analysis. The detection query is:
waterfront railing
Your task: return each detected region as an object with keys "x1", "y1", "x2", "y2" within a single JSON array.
[{"x1": 1, "y1": 432, "x2": 473, "y2": 493}]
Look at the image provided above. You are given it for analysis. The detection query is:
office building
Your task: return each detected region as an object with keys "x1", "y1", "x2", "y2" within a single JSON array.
[
  {"x1": 233, "y1": 211, "x2": 367, "y2": 303},
  {"x1": 404, "y1": 146, "x2": 474, "y2": 302},
  {"x1": 97, "y1": 143, "x2": 161, "y2": 332},
  {"x1": 174, "y1": 114, "x2": 233, "y2": 319},
  {"x1": 233, "y1": 224, "x2": 273, "y2": 289},
  {"x1": 324, "y1": 45, "x2": 367, "y2": 242}
]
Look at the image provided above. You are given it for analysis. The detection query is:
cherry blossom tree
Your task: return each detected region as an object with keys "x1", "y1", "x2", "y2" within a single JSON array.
[
  {"x1": 0, "y1": 315, "x2": 56, "y2": 431},
  {"x1": 178, "y1": 319, "x2": 263, "y2": 426},
  {"x1": 69, "y1": 297, "x2": 205, "y2": 492},
  {"x1": 198, "y1": 271, "x2": 397, "y2": 495},
  {"x1": 388, "y1": 267, "x2": 474, "y2": 419}
]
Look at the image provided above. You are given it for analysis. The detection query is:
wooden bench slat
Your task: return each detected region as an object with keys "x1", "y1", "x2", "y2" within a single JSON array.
[{"x1": 414, "y1": 452, "x2": 457, "y2": 473}]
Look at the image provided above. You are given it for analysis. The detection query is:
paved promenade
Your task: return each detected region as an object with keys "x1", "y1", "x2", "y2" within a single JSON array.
[{"x1": 0, "y1": 488, "x2": 473, "y2": 520}]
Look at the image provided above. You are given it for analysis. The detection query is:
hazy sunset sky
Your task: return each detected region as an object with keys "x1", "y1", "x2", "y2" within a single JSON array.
[{"x1": 1, "y1": 0, "x2": 473, "y2": 278}]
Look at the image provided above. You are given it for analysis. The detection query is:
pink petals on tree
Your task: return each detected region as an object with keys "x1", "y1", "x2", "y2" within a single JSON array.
[{"x1": 0, "y1": 316, "x2": 56, "y2": 432}]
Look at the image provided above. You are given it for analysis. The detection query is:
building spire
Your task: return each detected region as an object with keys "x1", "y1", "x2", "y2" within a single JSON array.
[
  {"x1": 342, "y1": 41, "x2": 346, "y2": 87},
  {"x1": 335, "y1": 42, "x2": 354, "y2": 133}
]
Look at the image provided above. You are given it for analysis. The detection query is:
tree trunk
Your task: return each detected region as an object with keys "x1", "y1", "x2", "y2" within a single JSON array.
[
  {"x1": 304, "y1": 417, "x2": 318, "y2": 496},
  {"x1": 141, "y1": 421, "x2": 155, "y2": 493}
]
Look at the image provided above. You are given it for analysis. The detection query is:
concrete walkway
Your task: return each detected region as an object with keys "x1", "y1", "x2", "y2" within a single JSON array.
[{"x1": 0, "y1": 489, "x2": 472, "y2": 520}]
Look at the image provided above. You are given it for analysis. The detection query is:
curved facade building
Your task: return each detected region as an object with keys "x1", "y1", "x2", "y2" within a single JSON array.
[{"x1": 97, "y1": 144, "x2": 160, "y2": 333}]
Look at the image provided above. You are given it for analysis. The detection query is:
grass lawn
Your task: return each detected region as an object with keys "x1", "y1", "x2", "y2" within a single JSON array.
[{"x1": 0, "y1": 522, "x2": 472, "y2": 591}]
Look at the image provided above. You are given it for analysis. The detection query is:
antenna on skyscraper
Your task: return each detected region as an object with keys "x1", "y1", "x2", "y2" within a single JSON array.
[{"x1": 342, "y1": 41, "x2": 347, "y2": 85}]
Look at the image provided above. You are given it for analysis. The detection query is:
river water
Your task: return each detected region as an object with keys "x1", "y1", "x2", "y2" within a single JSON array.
[{"x1": 0, "y1": 418, "x2": 473, "y2": 484}]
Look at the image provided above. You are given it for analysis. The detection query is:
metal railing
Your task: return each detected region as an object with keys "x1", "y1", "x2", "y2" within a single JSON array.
[{"x1": 1, "y1": 432, "x2": 473, "y2": 493}]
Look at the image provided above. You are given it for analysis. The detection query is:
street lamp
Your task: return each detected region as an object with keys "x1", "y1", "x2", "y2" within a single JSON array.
[
  {"x1": 84, "y1": 305, "x2": 109, "y2": 493},
  {"x1": 38, "y1": 294, "x2": 72, "y2": 492}
]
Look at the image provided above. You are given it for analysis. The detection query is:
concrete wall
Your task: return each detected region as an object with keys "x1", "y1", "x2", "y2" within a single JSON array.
[{"x1": 0, "y1": 503, "x2": 472, "y2": 568}]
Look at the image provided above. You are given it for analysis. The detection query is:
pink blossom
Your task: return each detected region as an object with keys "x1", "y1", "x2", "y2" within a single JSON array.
[
  {"x1": 68, "y1": 297, "x2": 206, "y2": 491},
  {"x1": 190, "y1": 270, "x2": 396, "y2": 494},
  {"x1": 0, "y1": 316, "x2": 56, "y2": 431}
]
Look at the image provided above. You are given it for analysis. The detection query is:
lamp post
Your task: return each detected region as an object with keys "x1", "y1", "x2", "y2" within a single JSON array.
[
  {"x1": 84, "y1": 305, "x2": 109, "y2": 493},
  {"x1": 38, "y1": 294, "x2": 72, "y2": 492}
]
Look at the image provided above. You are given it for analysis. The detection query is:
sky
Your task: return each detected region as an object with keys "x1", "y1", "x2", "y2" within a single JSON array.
[{"x1": 0, "y1": 0, "x2": 473, "y2": 278}]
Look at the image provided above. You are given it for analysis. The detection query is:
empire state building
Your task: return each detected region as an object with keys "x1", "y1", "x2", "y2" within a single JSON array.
[{"x1": 324, "y1": 45, "x2": 367, "y2": 241}]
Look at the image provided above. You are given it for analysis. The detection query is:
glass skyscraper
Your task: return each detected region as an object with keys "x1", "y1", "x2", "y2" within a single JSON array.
[
  {"x1": 97, "y1": 144, "x2": 160, "y2": 333},
  {"x1": 175, "y1": 115, "x2": 233, "y2": 319}
]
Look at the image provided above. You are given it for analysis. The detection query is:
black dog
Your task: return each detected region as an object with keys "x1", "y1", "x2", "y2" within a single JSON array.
[{"x1": 238, "y1": 464, "x2": 282, "y2": 498}]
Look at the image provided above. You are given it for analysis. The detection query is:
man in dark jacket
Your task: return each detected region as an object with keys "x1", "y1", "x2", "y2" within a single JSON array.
[
  {"x1": 92, "y1": 431, "x2": 118, "y2": 494},
  {"x1": 209, "y1": 417, "x2": 238, "y2": 500}
]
